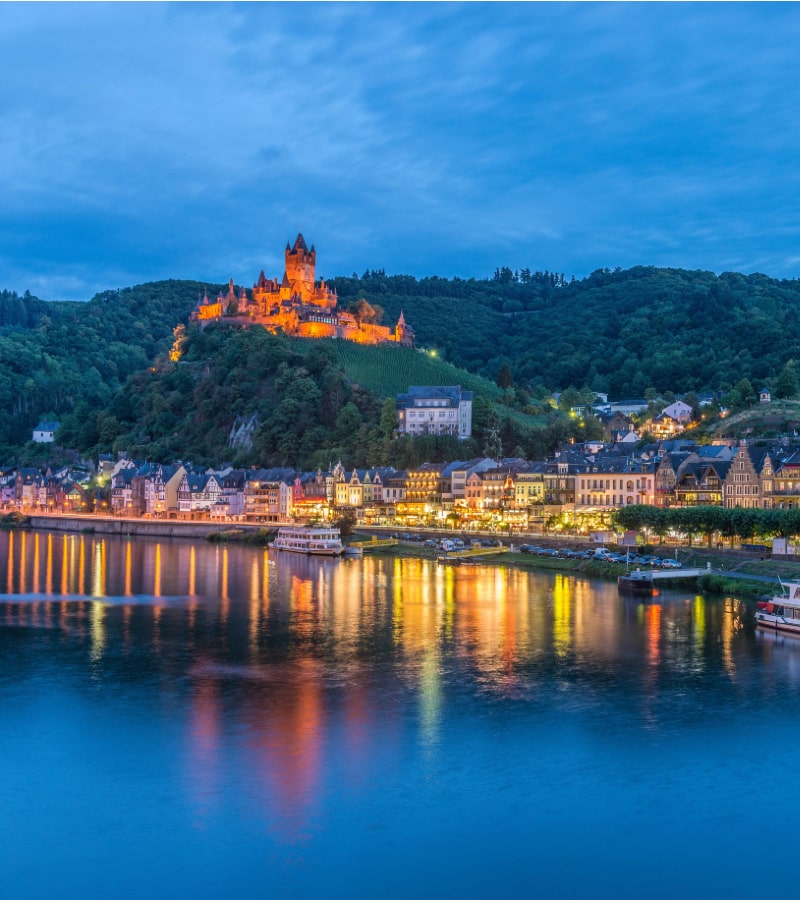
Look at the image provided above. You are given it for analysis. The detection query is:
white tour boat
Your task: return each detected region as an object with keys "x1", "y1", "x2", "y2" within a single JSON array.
[
  {"x1": 270, "y1": 526, "x2": 344, "y2": 556},
  {"x1": 755, "y1": 581, "x2": 800, "y2": 635}
]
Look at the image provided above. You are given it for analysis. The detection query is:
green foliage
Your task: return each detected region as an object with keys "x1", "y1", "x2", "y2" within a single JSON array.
[
  {"x1": 775, "y1": 363, "x2": 798, "y2": 399},
  {"x1": 331, "y1": 267, "x2": 800, "y2": 397},
  {"x1": 0, "y1": 279, "x2": 207, "y2": 455},
  {"x1": 291, "y1": 338, "x2": 504, "y2": 401},
  {"x1": 7, "y1": 261, "x2": 800, "y2": 462},
  {"x1": 612, "y1": 503, "x2": 800, "y2": 544}
]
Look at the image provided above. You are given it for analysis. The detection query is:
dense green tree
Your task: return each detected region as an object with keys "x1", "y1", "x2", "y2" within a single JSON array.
[
  {"x1": 496, "y1": 363, "x2": 515, "y2": 390},
  {"x1": 775, "y1": 363, "x2": 798, "y2": 399}
]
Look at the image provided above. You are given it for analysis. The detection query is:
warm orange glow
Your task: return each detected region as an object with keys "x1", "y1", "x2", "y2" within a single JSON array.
[
  {"x1": 189, "y1": 545, "x2": 196, "y2": 597},
  {"x1": 6, "y1": 530, "x2": 13, "y2": 594},
  {"x1": 78, "y1": 537, "x2": 85, "y2": 595},
  {"x1": 61, "y1": 535, "x2": 68, "y2": 595},
  {"x1": 154, "y1": 543, "x2": 161, "y2": 597},
  {"x1": 33, "y1": 533, "x2": 40, "y2": 594},
  {"x1": 646, "y1": 603, "x2": 661, "y2": 665},
  {"x1": 46, "y1": 534, "x2": 53, "y2": 595},
  {"x1": 190, "y1": 235, "x2": 414, "y2": 348},
  {"x1": 125, "y1": 541, "x2": 132, "y2": 596}
]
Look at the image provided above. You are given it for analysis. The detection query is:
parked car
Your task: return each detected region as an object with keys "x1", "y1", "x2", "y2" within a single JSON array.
[
  {"x1": 660, "y1": 559, "x2": 682, "y2": 569},
  {"x1": 424, "y1": 539, "x2": 438, "y2": 548}
]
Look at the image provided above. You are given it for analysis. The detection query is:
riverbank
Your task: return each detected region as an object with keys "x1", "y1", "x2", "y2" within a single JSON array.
[
  {"x1": 22, "y1": 513, "x2": 266, "y2": 540},
  {"x1": 361, "y1": 539, "x2": 787, "y2": 601},
  {"x1": 10, "y1": 513, "x2": 795, "y2": 601}
]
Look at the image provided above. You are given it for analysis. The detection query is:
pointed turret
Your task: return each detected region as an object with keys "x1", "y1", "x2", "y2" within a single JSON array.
[
  {"x1": 292, "y1": 233, "x2": 309, "y2": 253},
  {"x1": 395, "y1": 309, "x2": 415, "y2": 347}
]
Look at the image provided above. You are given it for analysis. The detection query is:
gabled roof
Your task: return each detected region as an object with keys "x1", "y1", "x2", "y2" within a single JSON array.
[
  {"x1": 397, "y1": 385, "x2": 473, "y2": 406},
  {"x1": 247, "y1": 467, "x2": 296, "y2": 484}
]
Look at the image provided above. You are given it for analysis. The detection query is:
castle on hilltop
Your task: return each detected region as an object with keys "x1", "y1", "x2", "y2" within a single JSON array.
[{"x1": 191, "y1": 234, "x2": 414, "y2": 347}]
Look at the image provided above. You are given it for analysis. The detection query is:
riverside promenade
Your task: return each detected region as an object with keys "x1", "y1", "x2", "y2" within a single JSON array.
[{"x1": 24, "y1": 513, "x2": 259, "y2": 540}]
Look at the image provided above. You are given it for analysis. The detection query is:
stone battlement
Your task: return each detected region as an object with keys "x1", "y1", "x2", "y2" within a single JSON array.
[{"x1": 191, "y1": 234, "x2": 414, "y2": 347}]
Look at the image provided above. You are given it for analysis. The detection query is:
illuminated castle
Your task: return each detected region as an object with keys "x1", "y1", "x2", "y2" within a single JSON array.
[{"x1": 192, "y1": 234, "x2": 414, "y2": 347}]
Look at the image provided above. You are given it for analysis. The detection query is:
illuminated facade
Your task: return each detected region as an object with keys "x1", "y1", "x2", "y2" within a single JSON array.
[
  {"x1": 192, "y1": 234, "x2": 415, "y2": 348},
  {"x1": 396, "y1": 386, "x2": 473, "y2": 438}
]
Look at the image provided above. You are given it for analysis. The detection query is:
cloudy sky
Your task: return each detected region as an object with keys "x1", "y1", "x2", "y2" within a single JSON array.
[{"x1": 2, "y1": 2, "x2": 799, "y2": 301}]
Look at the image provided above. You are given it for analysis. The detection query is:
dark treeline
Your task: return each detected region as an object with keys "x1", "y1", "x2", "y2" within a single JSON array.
[{"x1": 331, "y1": 266, "x2": 800, "y2": 397}]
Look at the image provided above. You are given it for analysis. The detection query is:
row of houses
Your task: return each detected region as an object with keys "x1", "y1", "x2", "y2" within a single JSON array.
[{"x1": 5, "y1": 437, "x2": 800, "y2": 530}]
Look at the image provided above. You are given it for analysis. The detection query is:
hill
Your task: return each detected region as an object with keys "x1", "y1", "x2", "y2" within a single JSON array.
[
  {"x1": 331, "y1": 266, "x2": 800, "y2": 397},
  {"x1": 62, "y1": 326, "x2": 562, "y2": 469},
  {"x1": 708, "y1": 400, "x2": 800, "y2": 440},
  {"x1": 292, "y1": 338, "x2": 503, "y2": 401},
  {"x1": 3, "y1": 263, "x2": 800, "y2": 458},
  {"x1": 0, "y1": 279, "x2": 210, "y2": 455}
]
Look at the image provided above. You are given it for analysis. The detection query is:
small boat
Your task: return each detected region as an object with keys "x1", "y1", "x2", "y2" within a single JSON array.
[
  {"x1": 437, "y1": 554, "x2": 461, "y2": 565},
  {"x1": 271, "y1": 526, "x2": 344, "y2": 556},
  {"x1": 618, "y1": 569, "x2": 655, "y2": 595},
  {"x1": 755, "y1": 582, "x2": 800, "y2": 635}
]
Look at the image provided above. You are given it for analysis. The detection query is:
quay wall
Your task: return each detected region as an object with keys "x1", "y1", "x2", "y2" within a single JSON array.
[{"x1": 26, "y1": 515, "x2": 260, "y2": 540}]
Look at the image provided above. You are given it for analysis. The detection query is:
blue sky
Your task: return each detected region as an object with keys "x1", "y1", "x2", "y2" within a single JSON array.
[{"x1": 1, "y1": 2, "x2": 799, "y2": 301}]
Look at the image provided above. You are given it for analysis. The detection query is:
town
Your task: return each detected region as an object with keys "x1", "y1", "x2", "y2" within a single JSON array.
[{"x1": 7, "y1": 384, "x2": 799, "y2": 542}]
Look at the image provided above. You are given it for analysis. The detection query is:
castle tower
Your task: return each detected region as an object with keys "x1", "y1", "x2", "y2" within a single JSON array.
[
  {"x1": 395, "y1": 310, "x2": 415, "y2": 347},
  {"x1": 285, "y1": 233, "x2": 316, "y2": 302}
]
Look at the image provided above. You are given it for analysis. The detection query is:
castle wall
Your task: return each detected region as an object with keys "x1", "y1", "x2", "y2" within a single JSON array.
[{"x1": 190, "y1": 235, "x2": 413, "y2": 348}]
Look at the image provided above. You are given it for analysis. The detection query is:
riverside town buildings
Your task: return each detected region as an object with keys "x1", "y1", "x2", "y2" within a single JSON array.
[
  {"x1": 191, "y1": 234, "x2": 415, "y2": 348},
  {"x1": 11, "y1": 438, "x2": 800, "y2": 535}
]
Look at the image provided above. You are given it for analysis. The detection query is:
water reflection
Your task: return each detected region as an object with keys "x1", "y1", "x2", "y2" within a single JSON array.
[{"x1": 0, "y1": 529, "x2": 775, "y2": 843}]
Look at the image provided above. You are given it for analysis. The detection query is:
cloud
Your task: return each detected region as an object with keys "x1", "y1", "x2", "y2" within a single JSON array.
[{"x1": 0, "y1": 3, "x2": 799, "y2": 299}]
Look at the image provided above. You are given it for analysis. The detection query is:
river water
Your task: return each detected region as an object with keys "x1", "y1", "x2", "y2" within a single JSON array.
[{"x1": 2, "y1": 530, "x2": 799, "y2": 898}]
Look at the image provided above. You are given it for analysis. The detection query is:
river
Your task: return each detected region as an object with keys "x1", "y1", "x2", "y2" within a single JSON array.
[{"x1": 1, "y1": 530, "x2": 799, "y2": 898}]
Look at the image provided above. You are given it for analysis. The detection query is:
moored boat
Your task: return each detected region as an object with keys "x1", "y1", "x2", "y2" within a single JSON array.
[
  {"x1": 271, "y1": 526, "x2": 344, "y2": 556},
  {"x1": 618, "y1": 570, "x2": 655, "y2": 595},
  {"x1": 755, "y1": 582, "x2": 800, "y2": 634}
]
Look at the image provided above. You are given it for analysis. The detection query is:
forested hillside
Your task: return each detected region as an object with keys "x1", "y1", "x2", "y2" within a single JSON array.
[
  {"x1": 74, "y1": 327, "x2": 453, "y2": 468},
  {"x1": 70, "y1": 326, "x2": 573, "y2": 469},
  {"x1": 0, "y1": 280, "x2": 208, "y2": 456},
  {"x1": 332, "y1": 267, "x2": 800, "y2": 396},
  {"x1": 3, "y1": 263, "x2": 800, "y2": 459}
]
